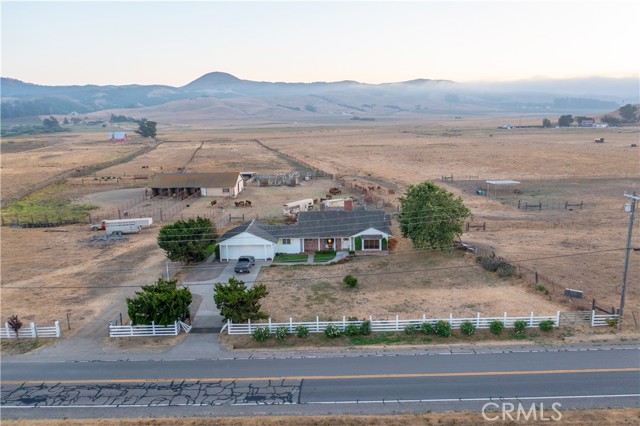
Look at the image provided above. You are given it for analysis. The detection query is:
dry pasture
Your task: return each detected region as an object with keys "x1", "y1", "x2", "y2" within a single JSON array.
[{"x1": 1, "y1": 117, "x2": 639, "y2": 346}]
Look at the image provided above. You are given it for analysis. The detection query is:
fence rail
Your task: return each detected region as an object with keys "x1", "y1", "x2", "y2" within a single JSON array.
[
  {"x1": 225, "y1": 312, "x2": 564, "y2": 335},
  {"x1": 591, "y1": 311, "x2": 620, "y2": 327},
  {"x1": 108, "y1": 321, "x2": 191, "y2": 337},
  {"x1": 0, "y1": 321, "x2": 60, "y2": 339}
]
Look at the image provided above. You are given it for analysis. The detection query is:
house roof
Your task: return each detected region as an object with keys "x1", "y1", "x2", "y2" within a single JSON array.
[
  {"x1": 219, "y1": 220, "x2": 278, "y2": 244},
  {"x1": 149, "y1": 172, "x2": 240, "y2": 189},
  {"x1": 219, "y1": 210, "x2": 392, "y2": 243}
]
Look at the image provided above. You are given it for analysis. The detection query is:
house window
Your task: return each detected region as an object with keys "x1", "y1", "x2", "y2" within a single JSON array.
[
  {"x1": 363, "y1": 239, "x2": 380, "y2": 250},
  {"x1": 222, "y1": 188, "x2": 230, "y2": 193},
  {"x1": 281, "y1": 238, "x2": 291, "y2": 245}
]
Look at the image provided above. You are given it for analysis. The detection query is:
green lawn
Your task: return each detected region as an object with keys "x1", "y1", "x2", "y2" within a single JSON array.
[
  {"x1": 273, "y1": 253, "x2": 309, "y2": 263},
  {"x1": 313, "y1": 252, "x2": 337, "y2": 263}
]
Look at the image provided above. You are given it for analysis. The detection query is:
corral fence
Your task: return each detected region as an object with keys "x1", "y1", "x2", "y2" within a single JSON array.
[
  {"x1": 108, "y1": 320, "x2": 192, "y2": 337},
  {"x1": 225, "y1": 312, "x2": 571, "y2": 335},
  {"x1": 591, "y1": 311, "x2": 620, "y2": 327},
  {"x1": 0, "y1": 321, "x2": 60, "y2": 339}
]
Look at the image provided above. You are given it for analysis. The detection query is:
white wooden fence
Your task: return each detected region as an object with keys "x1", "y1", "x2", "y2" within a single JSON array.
[
  {"x1": 0, "y1": 321, "x2": 60, "y2": 339},
  {"x1": 108, "y1": 320, "x2": 191, "y2": 337},
  {"x1": 225, "y1": 312, "x2": 563, "y2": 335},
  {"x1": 591, "y1": 311, "x2": 620, "y2": 327}
]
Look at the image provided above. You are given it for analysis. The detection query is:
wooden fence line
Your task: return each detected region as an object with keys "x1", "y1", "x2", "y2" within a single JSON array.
[{"x1": 0, "y1": 321, "x2": 60, "y2": 339}]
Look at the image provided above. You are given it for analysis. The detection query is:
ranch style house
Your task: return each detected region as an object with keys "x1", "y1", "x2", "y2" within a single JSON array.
[
  {"x1": 149, "y1": 172, "x2": 244, "y2": 198},
  {"x1": 218, "y1": 209, "x2": 392, "y2": 260}
]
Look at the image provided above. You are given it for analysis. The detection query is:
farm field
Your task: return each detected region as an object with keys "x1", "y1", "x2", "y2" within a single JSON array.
[{"x1": 1, "y1": 116, "x2": 639, "y2": 351}]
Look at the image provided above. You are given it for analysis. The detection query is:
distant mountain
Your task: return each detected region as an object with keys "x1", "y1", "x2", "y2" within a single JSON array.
[{"x1": 1, "y1": 72, "x2": 637, "y2": 120}]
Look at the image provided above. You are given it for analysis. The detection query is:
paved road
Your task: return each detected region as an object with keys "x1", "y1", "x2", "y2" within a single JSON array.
[{"x1": 2, "y1": 347, "x2": 638, "y2": 419}]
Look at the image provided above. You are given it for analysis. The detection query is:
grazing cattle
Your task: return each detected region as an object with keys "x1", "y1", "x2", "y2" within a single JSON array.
[
  {"x1": 245, "y1": 200, "x2": 252, "y2": 207},
  {"x1": 376, "y1": 185, "x2": 381, "y2": 190},
  {"x1": 210, "y1": 200, "x2": 217, "y2": 206},
  {"x1": 368, "y1": 186, "x2": 376, "y2": 191},
  {"x1": 325, "y1": 194, "x2": 333, "y2": 200},
  {"x1": 238, "y1": 201, "x2": 245, "y2": 207},
  {"x1": 234, "y1": 201, "x2": 240, "y2": 207},
  {"x1": 388, "y1": 189, "x2": 395, "y2": 195},
  {"x1": 329, "y1": 187, "x2": 341, "y2": 195}
]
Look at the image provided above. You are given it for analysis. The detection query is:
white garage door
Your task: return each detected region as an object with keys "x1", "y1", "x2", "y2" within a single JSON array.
[{"x1": 224, "y1": 244, "x2": 273, "y2": 260}]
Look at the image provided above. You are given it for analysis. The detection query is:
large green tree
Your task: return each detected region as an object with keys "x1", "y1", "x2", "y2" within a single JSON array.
[
  {"x1": 157, "y1": 217, "x2": 216, "y2": 263},
  {"x1": 558, "y1": 115, "x2": 574, "y2": 127},
  {"x1": 135, "y1": 118, "x2": 157, "y2": 139},
  {"x1": 214, "y1": 277, "x2": 268, "y2": 323},
  {"x1": 126, "y1": 278, "x2": 192, "y2": 325},
  {"x1": 398, "y1": 181, "x2": 471, "y2": 250}
]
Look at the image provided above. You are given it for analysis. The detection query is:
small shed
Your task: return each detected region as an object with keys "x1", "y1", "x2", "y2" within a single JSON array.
[
  {"x1": 485, "y1": 180, "x2": 521, "y2": 198},
  {"x1": 108, "y1": 132, "x2": 127, "y2": 142}
]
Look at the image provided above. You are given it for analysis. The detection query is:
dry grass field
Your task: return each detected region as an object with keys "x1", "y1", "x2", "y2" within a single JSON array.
[
  {"x1": 1, "y1": 116, "x2": 639, "y2": 352},
  {"x1": 2, "y1": 408, "x2": 639, "y2": 426}
]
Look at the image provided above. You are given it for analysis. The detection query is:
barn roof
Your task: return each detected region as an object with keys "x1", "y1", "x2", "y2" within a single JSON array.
[{"x1": 149, "y1": 172, "x2": 240, "y2": 189}]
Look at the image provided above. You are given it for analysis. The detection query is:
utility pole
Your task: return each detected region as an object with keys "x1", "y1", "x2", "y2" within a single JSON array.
[{"x1": 619, "y1": 191, "x2": 638, "y2": 329}]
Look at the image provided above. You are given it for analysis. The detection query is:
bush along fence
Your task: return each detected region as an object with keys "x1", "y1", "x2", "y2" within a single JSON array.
[
  {"x1": 0, "y1": 321, "x2": 60, "y2": 339},
  {"x1": 108, "y1": 320, "x2": 191, "y2": 337},
  {"x1": 224, "y1": 311, "x2": 620, "y2": 336}
]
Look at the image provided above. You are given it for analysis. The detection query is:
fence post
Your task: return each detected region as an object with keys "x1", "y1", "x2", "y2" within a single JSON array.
[
  {"x1": 31, "y1": 322, "x2": 36, "y2": 338},
  {"x1": 343, "y1": 316, "x2": 346, "y2": 331},
  {"x1": 591, "y1": 310, "x2": 596, "y2": 327},
  {"x1": 395, "y1": 315, "x2": 399, "y2": 331},
  {"x1": 55, "y1": 321, "x2": 60, "y2": 337},
  {"x1": 268, "y1": 318, "x2": 272, "y2": 333},
  {"x1": 449, "y1": 313, "x2": 453, "y2": 325},
  {"x1": 504, "y1": 312, "x2": 508, "y2": 327},
  {"x1": 476, "y1": 312, "x2": 481, "y2": 327},
  {"x1": 152, "y1": 321, "x2": 156, "y2": 336},
  {"x1": 316, "y1": 316, "x2": 320, "y2": 333},
  {"x1": 247, "y1": 318, "x2": 251, "y2": 334},
  {"x1": 556, "y1": 311, "x2": 561, "y2": 326},
  {"x1": 529, "y1": 312, "x2": 534, "y2": 327}
]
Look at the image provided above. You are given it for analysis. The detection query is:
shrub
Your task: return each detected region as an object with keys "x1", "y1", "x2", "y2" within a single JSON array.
[
  {"x1": 435, "y1": 320, "x2": 452, "y2": 337},
  {"x1": 344, "y1": 324, "x2": 361, "y2": 336},
  {"x1": 359, "y1": 320, "x2": 371, "y2": 335},
  {"x1": 489, "y1": 320, "x2": 504, "y2": 335},
  {"x1": 539, "y1": 320, "x2": 555, "y2": 332},
  {"x1": 496, "y1": 264, "x2": 516, "y2": 277},
  {"x1": 513, "y1": 320, "x2": 527, "y2": 334},
  {"x1": 479, "y1": 256, "x2": 514, "y2": 276},
  {"x1": 460, "y1": 321, "x2": 476, "y2": 335},
  {"x1": 275, "y1": 326, "x2": 289, "y2": 341},
  {"x1": 420, "y1": 322, "x2": 435, "y2": 335},
  {"x1": 324, "y1": 324, "x2": 342, "y2": 338},
  {"x1": 606, "y1": 318, "x2": 619, "y2": 327},
  {"x1": 535, "y1": 285, "x2": 549, "y2": 295},
  {"x1": 404, "y1": 324, "x2": 418, "y2": 335},
  {"x1": 343, "y1": 274, "x2": 358, "y2": 288},
  {"x1": 252, "y1": 327, "x2": 271, "y2": 342},
  {"x1": 295, "y1": 325, "x2": 309, "y2": 338}
]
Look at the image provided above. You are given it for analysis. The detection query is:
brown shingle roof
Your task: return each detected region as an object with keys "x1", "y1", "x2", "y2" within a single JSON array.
[{"x1": 149, "y1": 172, "x2": 240, "y2": 189}]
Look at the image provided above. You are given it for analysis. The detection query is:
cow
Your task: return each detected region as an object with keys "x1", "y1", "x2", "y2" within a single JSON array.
[
  {"x1": 388, "y1": 189, "x2": 395, "y2": 195},
  {"x1": 210, "y1": 200, "x2": 217, "y2": 206},
  {"x1": 245, "y1": 200, "x2": 252, "y2": 207}
]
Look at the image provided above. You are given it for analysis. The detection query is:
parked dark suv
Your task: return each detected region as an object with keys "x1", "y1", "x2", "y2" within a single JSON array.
[{"x1": 234, "y1": 256, "x2": 256, "y2": 273}]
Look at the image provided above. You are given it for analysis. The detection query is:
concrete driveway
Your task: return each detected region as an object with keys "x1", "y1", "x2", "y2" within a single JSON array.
[{"x1": 182, "y1": 260, "x2": 268, "y2": 332}]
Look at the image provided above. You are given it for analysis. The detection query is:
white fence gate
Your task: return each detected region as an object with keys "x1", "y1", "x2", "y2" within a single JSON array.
[
  {"x1": 0, "y1": 321, "x2": 60, "y2": 339},
  {"x1": 108, "y1": 320, "x2": 191, "y2": 337}
]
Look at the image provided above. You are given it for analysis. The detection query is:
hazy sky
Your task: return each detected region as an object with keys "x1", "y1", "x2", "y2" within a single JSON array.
[{"x1": 2, "y1": 1, "x2": 638, "y2": 86}]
